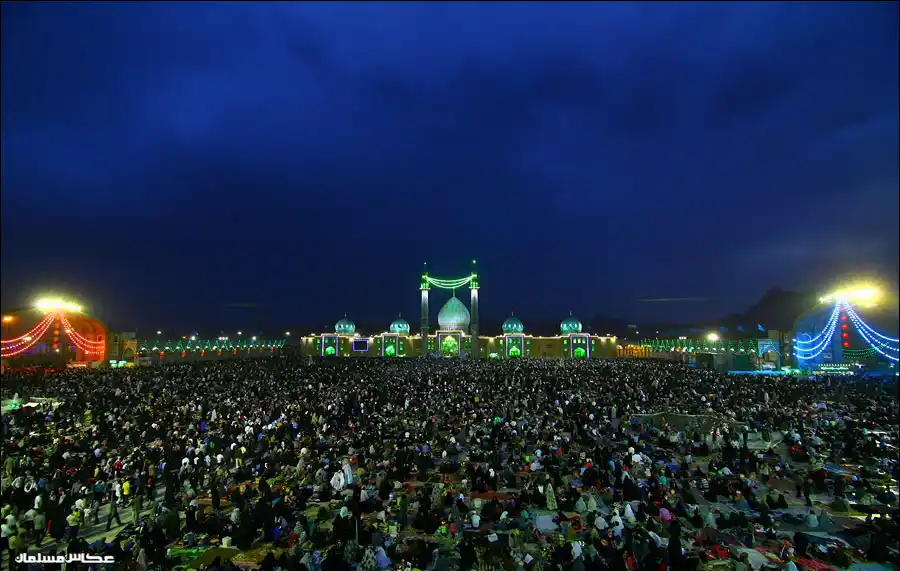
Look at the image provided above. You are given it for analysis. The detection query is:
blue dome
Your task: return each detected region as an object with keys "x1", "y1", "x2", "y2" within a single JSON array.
[
  {"x1": 502, "y1": 314, "x2": 525, "y2": 334},
  {"x1": 335, "y1": 316, "x2": 356, "y2": 335},
  {"x1": 390, "y1": 315, "x2": 410, "y2": 334},
  {"x1": 560, "y1": 314, "x2": 582, "y2": 335},
  {"x1": 438, "y1": 296, "x2": 470, "y2": 331}
]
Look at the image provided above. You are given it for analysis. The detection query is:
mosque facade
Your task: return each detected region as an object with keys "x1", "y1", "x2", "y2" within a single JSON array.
[
  {"x1": 299, "y1": 264, "x2": 617, "y2": 359},
  {"x1": 298, "y1": 305, "x2": 618, "y2": 359}
]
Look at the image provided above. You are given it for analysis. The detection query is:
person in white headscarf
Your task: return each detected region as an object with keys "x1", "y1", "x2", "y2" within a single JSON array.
[
  {"x1": 330, "y1": 469, "x2": 345, "y2": 491},
  {"x1": 342, "y1": 459, "x2": 354, "y2": 487},
  {"x1": 595, "y1": 515, "x2": 609, "y2": 531},
  {"x1": 571, "y1": 540, "x2": 584, "y2": 561},
  {"x1": 611, "y1": 510, "x2": 625, "y2": 537},
  {"x1": 623, "y1": 503, "x2": 636, "y2": 523},
  {"x1": 702, "y1": 509, "x2": 718, "y2": 530},
  {"x1": 575, "y1": 496, "x2": 588, "y2": 514}
]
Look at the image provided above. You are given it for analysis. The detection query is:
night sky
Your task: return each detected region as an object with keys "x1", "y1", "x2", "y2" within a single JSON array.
[{"x1": 1, "y1": 3, "x2": 898, "y2": 333}]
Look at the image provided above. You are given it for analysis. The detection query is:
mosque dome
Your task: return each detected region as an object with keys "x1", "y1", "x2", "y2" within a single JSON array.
[
  {"x1": 389, "y1": 315, "x2": 410, "y2": 334},
  {"x1": 335, "y1": 315, "x2": 356, "y2": 335},
  {"x1": 438, "y1": 296, "x2": 471, "y2": 331},
  {"x1": 560, "y1": 313, "x2": 582, "y2": 335},
  {"x1": 502, "y1": 314, "x2": 525, "y2": 334}
]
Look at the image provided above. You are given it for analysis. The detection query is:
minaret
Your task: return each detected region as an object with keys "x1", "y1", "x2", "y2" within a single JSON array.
[
  {"x1": 470, "y1": 259, "x2": 480, "y2": 358},
  {"x1": 420, "y1": 263, "x2": 430, "y2": 342}
]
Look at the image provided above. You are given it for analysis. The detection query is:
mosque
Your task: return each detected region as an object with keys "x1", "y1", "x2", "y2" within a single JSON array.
[{"x1": 298, "y1": 265, "x2": 617, "y2": 359}]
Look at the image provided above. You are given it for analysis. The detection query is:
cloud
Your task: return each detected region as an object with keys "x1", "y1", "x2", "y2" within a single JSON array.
[{"x1": 1, "y1": 2, "x2": 896, "y2": 326}]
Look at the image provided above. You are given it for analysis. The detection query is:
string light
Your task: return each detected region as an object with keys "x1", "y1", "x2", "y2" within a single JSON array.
[
  {"x1": 59, "y1": 314, "x2": 105, "y2": 353},
  {"x1": 850, "y1": 321, "x2": 899, "y2": 363},
  {"x1": 794, "y1": 302, "x2": 839, "y2": 360},
  {"x1": 844, "y1": 303, "x2": 899, "y2": 343},
  {"x1": 67, "y1": 333, "x2": 103, "y2": 355},
  {"x1": 793, "y1": 302, "x2": 840, "y2": 345},
  {"x1": 425, "y1": 275, "x2": 475, "y2": 290},
  {"x1": 843, "y1": 303, "x2": 898, "y2": 362},
  {"x1": 1, "y1": 316, "x2": 55, "y2": 358},
  {"x1": 844, "y1": 308, "x2": 897, "y2": 352},
  {"x1": 1, "y1": 313, "x2": 55, "y2": 346},
  {"x1": 138, "y1": 337, "x2": 286, "y2": 353}
]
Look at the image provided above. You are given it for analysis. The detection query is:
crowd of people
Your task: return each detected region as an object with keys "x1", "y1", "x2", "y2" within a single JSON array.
[{"x1": 1, "y1": 357, "x2": 897, "y2": 571}]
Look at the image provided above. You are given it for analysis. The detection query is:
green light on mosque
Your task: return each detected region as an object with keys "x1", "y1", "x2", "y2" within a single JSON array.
[
  {"x1": 440, "y1": 335, "x2": 459, "y2": 357},
  {"x1": 384, "y1": 345, "x2": 396, "y2": 357},
  {"x1": 573, "y1": 347, "x2": 587, "y2": 359},
  {"x1": 324, "y1": 346, "x2": 336, "y2": 356},
  {"x1": 508, "y1": 346, "x2": 521, "y2": 357}
]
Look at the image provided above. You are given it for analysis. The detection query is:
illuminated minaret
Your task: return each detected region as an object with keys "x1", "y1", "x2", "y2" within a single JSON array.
[
  {"x1": 470, "y1": 259, "x2": 480, "y2": 358},
  {"x1": 420, "y1": 263, "x2": 430, "y2": 341}
]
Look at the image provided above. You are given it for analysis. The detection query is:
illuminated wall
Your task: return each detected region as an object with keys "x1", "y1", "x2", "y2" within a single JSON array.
[
  {"x1": 297, "y1": 333, "x2": 618, "y2": 359},
  {"x1": 138, "y1": 336, "x2": 287, "y2": 363},
  {"x1": 619, "y1": 345, "x2": 651, "y2": 358}
]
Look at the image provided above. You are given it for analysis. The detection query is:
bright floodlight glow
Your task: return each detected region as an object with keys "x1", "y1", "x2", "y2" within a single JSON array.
[
  {"x1": 820, "y1": 286, "x2": 880, "y2": 304},
  {"x1": 35, "y1": 298, "x2": 83, "y2": 313},
  {"x1": 707, "y1": 332, "x2": 720, "y2": 341},
  {"x1": 1, "y1": 315, "x2": 14, "y2": 323}
]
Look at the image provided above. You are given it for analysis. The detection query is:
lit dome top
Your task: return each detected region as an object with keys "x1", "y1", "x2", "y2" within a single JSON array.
[
  {"x1": 390, "y1": 314, "x2": 410, "y2": 334},
  {"x1": 438, "y1": 296, "x2": 470, "y2": 331},
  {"x1": 560, "y1": 312, "x2": 582, "y2": 335},
  {"x1": 502, "y1": 313, "x2": 525, "y2": 334},
  {"x1": 335, "y1": 315, "x2": 356, "y2": 335}
]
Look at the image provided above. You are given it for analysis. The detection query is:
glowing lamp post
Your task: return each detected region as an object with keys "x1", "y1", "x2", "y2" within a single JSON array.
[{"x1": 1, "y1": 315, "x2": 13, "y2": 341}]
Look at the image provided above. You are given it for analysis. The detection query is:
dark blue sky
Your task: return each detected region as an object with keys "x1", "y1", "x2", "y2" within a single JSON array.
[{"x1": 1, "y1": 3, "x2": 898, "y2": 333}]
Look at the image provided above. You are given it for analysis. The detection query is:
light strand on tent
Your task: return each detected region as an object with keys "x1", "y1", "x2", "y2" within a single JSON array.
[
  {"x1": 844, "y1": 303, "x2": 899, "y2": 344},
  {"x1": 794, "y1": 303, "x2": 839, "y2": 360},
  {"x1": 793, "y1": 302, "x2": 840, "y2": 345},
  {"x1": 59, "y1": 314, "x2": 105, "y2": 347},
  {"x1": 850, "y1": 321, "x2": 899, "y2": 362},
  {"x1": 1, "y1": 313, "x2": 55, "y2": 346},
  {"x1": 0, "y1": 317, "x2": 54, "y2": 358}
]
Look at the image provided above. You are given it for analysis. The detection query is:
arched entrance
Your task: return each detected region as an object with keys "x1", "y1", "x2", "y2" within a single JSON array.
[{"x1": 440, "y1": 335, "x2": 459, "y2": 357}]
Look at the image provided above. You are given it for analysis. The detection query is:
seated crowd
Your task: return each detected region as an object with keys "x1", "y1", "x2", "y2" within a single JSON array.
[{"x1": 1, "y1": 358, "x2": 897, "y2": 571}]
